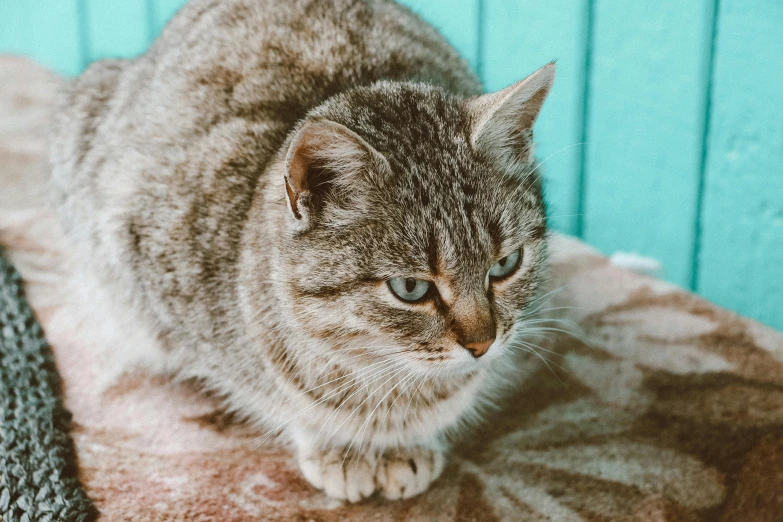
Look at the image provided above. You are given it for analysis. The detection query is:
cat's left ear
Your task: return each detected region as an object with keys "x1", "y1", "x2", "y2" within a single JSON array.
[
  {"x1": 284, "y1": 119, "x2": 389, "y2": 230},
  {"x1": 467, "y1": 62, "x2": 555, "y2": 169}
]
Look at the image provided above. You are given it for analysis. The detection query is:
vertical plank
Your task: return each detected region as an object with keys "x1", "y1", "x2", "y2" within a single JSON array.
[
  {"x1": 152, "y1": 0, "x2": 187, "y2": 35},
  {"x1": 0, "y1": 1, "x2": 31, "y2": 57},
  {"x1": 0, "y1": 0, "x2": 83, "y2": 75},
  {"x1": 29, "y1": 0, "x2": 85, "y2": 74},
  {"x1": 582, "y1": 0, "x2": 714, "y2": 287},
  {"x1": 697, "y1": 0, "x2": 783, "y2": 331},
  {"x1": 84, "y1": 0, "x2": 152, "y2": 62},
  {"x1": 398, "y1": 0, "x2": 481, "y2": 73},
  {"x1": 481, "y1": 0, "x2": 589, "y2": 236}
]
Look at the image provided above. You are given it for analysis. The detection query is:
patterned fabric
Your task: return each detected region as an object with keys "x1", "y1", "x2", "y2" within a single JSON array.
[{"x1": 2, "y1": 56, "x2": 783, "y2": 521}]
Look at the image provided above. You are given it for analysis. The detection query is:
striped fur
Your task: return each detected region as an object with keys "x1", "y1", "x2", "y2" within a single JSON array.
[{"x1": 49, "y1": 0, "x2": 554, "y2": 501}]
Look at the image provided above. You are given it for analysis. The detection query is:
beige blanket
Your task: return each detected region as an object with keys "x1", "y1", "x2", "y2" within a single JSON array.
[{"x1": 2, "y1": 56, "x2": 783, "y2": 521}]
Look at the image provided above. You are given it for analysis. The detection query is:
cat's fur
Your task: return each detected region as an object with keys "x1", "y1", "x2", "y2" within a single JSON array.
[{"x1": 49, "y1": 0, "x2": 554, "y2": 502}]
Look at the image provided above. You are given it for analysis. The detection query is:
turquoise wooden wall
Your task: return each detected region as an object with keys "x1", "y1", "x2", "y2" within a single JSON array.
[{"x1": 2, "y1": 0, "x2": 782, "y2": 331}]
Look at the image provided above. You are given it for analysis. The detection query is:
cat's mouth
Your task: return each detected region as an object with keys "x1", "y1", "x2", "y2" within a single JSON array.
[{"x1": 409, "y1": 337, "x2": 506, "y2": 377}]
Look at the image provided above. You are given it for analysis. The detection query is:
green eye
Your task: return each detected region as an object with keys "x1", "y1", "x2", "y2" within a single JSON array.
[
  {"x1": 388, "y1": 277, "x2": 431, "y2": 302},
  {"x1": 489, "y1": 249, "x2": 522, "y2": 280}
]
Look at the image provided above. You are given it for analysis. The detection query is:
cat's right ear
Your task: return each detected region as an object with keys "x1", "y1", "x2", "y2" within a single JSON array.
[
  {"x1": 284, "y1": 119, "x2": 388, "y2": 230},
  {"x1": 467, "y1": 62, "x2": 555, "y2": 173}
]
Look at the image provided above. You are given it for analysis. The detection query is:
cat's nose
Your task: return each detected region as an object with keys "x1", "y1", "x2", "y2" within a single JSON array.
[{"x1": 464, "y1": 338, "x2": 494, "y2": 358}]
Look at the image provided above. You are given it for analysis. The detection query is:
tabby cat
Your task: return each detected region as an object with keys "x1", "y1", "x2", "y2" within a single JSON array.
[{"x1": 49, "y1": 0, "x2": 554, "y2": 501}]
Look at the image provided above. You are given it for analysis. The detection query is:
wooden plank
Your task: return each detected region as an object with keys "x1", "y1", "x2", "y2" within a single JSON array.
[
  {"x1": 582, "y1": 0, "x2": 714, "y2": 287},
  {"x1": 84, "y1": 0, "x2": 152, "y2": 62},
  {"x1": 152, "y1": 0, "x2": 187, "y2": 35},
  {"x1": 0, "y1": 0, "x2": 84, "y2": 75},
  {"x1": 697, "y1": 0, "x2": 783, "y2": 331},
  {"x1": 0, "y1": 1, "x2": 31, "y2": 57},
  {"x1": 28, "y1": 0, "x2": 84, "y2": 74},
  {"x1": 481, "y1": 0, "x2": 589, "y2": 236},
  {"x1": 398, "y1": 0, "x2": 481, "y2": 73}
]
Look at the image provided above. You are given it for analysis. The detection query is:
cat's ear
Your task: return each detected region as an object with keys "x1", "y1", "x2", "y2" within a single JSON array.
[
  {"x1": 284, "y1": 119, "x2": 388, "y2": 228},
  {"x1": 467, "y1": 62, "x2": 554, "y2": 170}
]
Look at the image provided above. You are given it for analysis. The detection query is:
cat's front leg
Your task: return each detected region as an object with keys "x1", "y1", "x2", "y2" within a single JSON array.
[{"x1": 294, "y1": 438, "x2": 445, "y2": 501}]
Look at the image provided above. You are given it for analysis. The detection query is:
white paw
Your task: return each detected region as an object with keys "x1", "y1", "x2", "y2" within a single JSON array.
[
  {"x1": 375, "y1": 447, "x2": 445, "y2": 500},
  {"x1": 298, "y1": 448, "x2": 376, "y2": 503},
  {"x1": 297, "y1": 446, "x2": 445, "y2": 502}
]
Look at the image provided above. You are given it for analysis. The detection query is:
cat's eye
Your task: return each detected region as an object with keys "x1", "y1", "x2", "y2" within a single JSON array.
[
  {"x1": 488, "y1": 249, "x2": 522, "y2": 280},
  {"x1": 388, "y1": 277, "x2": 431, "y2": 302}
]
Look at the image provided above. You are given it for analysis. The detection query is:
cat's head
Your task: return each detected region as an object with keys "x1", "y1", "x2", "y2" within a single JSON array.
[{"x1": 273, "y1": 64, "x2": 554, "y2": 375}]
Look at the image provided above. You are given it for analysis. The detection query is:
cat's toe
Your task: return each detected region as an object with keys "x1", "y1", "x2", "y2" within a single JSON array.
[
  {"x1": 376, "y1": 447, "x2": 445, "y2": 500},
  {"x1": 298, "y1": 452, "x2": 326, "y2": 490},
  {"x1": 343, "y1": 458, "x2": 376, "y2": 502},
  {"x1": 298, "y1": 449, "x2": 376, "y2": 502}
]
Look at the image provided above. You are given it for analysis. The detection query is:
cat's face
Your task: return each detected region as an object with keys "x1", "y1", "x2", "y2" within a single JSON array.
[{"x1": 276, "y1": 65, "x2": 554, "y2": 375}]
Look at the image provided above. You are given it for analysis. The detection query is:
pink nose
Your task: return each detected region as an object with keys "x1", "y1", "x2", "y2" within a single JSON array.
[{"x1": 464, "y1": 338, "x2": 494, "y2": 358}]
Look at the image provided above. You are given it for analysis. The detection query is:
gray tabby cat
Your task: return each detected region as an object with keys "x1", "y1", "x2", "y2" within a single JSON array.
[{"x1": 49, "y1": 0, "x2": 554, "y2": 502}]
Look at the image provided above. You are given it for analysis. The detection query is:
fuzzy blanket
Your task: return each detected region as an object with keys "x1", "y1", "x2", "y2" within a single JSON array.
[{"x1": 2, "y1": 56, "x2": 783, "y2": 521}]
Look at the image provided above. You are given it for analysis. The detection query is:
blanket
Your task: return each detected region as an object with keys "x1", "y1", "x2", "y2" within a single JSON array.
[{"x1": 2, "y1": 56, "x2": 783, "y2": 521}]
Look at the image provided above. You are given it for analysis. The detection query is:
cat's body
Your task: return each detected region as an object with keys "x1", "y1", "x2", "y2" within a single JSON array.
[{"x1": 50, "y1": 0, "x2": 554, "y2": 501}]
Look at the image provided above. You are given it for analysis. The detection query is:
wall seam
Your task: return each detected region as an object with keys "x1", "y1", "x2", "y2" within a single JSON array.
[
  {"x1": 145, "y1": 0, "x2": 157, "y2": 44},
  {"x1": 690, "y1": 0, "x2": 721, "y2": 291},
  {"x1": 76, "y1": 0, "x2": 91, "y2": 70},
  {"x1": 476, "y1": 0, "x2": 485, "y2": 86},
  {"x1": 575, "y1": 0, "x2": 595, "y2": 239}
]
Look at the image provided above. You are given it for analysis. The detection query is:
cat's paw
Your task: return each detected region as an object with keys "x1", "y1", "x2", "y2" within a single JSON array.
[
  {"x1": 375, "y1": 447, "x2": 445, "y2": 500},
  {"x1": 298, "y1": 448, "x2": 376, "y2": 503},
  {"x1": 296, "y1": 446, "x2": 445, "y2": 502}
]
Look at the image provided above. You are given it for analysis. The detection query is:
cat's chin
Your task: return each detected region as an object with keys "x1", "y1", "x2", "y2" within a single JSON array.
[
  {"x1": 434, "y1": 362, "x2": 485, "y2": 378},
  {"x1": 411, "y1": 354, "x2": 497, "y2": 378}
]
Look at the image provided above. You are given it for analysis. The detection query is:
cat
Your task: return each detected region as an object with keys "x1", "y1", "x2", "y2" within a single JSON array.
[{"x1": 49, "y1": 0, "x2": 554, "y2": 502}]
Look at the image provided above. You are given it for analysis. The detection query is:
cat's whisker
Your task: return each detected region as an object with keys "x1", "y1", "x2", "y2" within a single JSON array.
[
  {"x1": 411, "y1": 365, "x2": 441, "y2": 424},
  {"x1": 275, "y1": 366, "x2": 401, "y2": 450},
  {"x1": 313, "y1": 362, "x2": 409, "y2": 446},
  {"x1": 271, "y1": 345, "x2": 422, "y2": 446},
  {"x1": 291, "y1": 344, "x2": 408, "y2": 377},
  {"x1": 254, "y1": 360, "x2": 407, "y2": 448},
  {"x1": 522, "y1": 297, "x2": 578, "y2": 313},
  {"x1": 281, "y1": 357, "x2": 402, "y2": 405},
  {"x1": 365, "y1": 371, "x2": 420, "y2": 451},
  {"x1": 277, "y1": 345, "x2": 410, "y2": 394},
  {"x1": 506, "y1": 336, "x2": 563, "y2": 359},
  {"x1": 384, "y1": 370, "x2": 420, "y2": 433},
  {"x1": 325, "y1": 365, "x2": 410, "y2": 443},
  {"x1": 517, "y1": 325, "x2": 590, "y2": 346},
  {"x1": 520, "y1": 307, "x2": 585, "y2": 321},
  {"x1": 507, "y1": 343, "x2": 567, "y2": 384},
  {"x1": 514, "y1": 321, "x2": 583, "y2": 341},
  {"x1": 344, "y1": 370, "x2": 418, "y2": 462},
  {"x1": 521, "y1": 284, "x2": 571, "y2": 312},
  {"x1": 402, "y1": 372, "x2": 429, "y2": 432},
  {"x1": 530, "y1": 142, "x2": 586, "y2": 175},
  {"x1": 506, "y1": 333, "x2": 576, "y2": 378},
  {"x1": 517, "y1": 315, "x2": 578, "y2": 325},
  {"x1": 516, "y1": 317, "x2": 585, "y2": 337},
  {"x1": 544, "y1": 212, "x2": 585, "y2": 220}
]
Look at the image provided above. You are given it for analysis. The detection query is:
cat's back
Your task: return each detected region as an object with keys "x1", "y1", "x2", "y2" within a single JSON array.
[
  {"x1": 51, "y1": 0, "x2": 482, "y2": 219},
  {"x1": 135, "y1": 0, "x2": 481, "y2": 141}
]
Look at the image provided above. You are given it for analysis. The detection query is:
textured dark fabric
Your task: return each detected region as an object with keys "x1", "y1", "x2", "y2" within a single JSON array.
[{"x1": 0, "y1": 252, "x2": 97, "y2": 522}]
